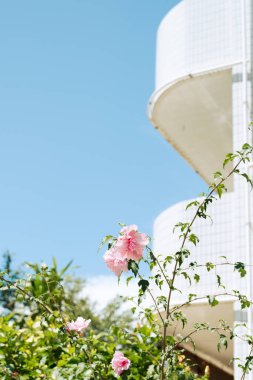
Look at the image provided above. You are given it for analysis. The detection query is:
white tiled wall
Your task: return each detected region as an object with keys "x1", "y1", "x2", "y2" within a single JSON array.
[
  {"x1": 156, "y1": 0, "x2": 242, "y2": 90},
  {"x1": 153, "y1": 0, "x2": 253, "y2": 378},
  {"x1": 153, "y1": 192, "x2": 246, "y2": 305}
]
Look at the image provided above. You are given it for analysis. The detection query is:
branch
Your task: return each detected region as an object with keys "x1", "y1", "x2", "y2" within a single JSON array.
[{"x1": 0, "y1": 275, "x2": 54, "y2": 315}]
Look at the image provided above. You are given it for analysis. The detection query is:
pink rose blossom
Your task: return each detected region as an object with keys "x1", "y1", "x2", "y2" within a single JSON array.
[
  {"x1": 103, "y1": 246, "x2": 128, "y2": 277},
  {"x1": 66, "y1": 317, "x2": 91, "y2": 333},
  {"x1": 116, "y1": 224, "x2": 149, "y2": 261},
  {"x1": 111, "y1": 351, "x2": 131, "y2": 376}
]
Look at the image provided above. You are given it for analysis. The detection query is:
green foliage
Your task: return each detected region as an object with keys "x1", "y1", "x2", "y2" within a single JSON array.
[
  {"x1": 0, "y1": 314, "x2": 161, "y2": 379},
  {"x1": 234, "y1": 262, "x2": 247, "y2": 278},
  {"x1": 0, "y1": 257, "x2": 209, "y2": 380},
  {"x1": 207, "y1": 296, "x2": 219, "y2": 307},
  {"x1": 1, "y1": 141, "x2": 253, "y2": 379},
  {"x1": 128, "y1": 260, "x2": 139, "y2": 277},
  {"x1": 0, "y1": 252, "x2": 20, "y2": 312}
]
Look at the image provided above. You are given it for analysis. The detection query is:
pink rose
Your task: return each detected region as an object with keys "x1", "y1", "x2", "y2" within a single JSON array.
[
  {"x1": 66, "y1": 317, "x2": 91, "y2": 333},
  {"x1": 103, "y1": 246, "x2": 128, "y2": 277},
  {"x1": 116, "y1": 224, "x2": 149, "y2": 261},
  {"x1": 111, "y1": 351, "x2": 131, "y2": 376}
]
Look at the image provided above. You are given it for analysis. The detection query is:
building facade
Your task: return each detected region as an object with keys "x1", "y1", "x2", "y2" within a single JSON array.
[{"x1": 148, "y1": 1, "x2": 253, "y2": 378}]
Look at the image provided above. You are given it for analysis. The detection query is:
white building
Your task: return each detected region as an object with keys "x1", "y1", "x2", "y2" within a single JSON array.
[{"x1": 148, "y1": 1, "x2": 253, "y2": 379}]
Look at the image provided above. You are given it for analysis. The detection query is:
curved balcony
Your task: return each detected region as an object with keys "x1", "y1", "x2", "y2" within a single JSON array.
[
  {"x1": 153, "y1": 193, "x2": 242, "y2": 377},
  {"x1": 148, "y1": 0, "x2": 243, "y2": 189},
  {"x1": 153, "y1": 192, "x2": 246, "y2": 299}
]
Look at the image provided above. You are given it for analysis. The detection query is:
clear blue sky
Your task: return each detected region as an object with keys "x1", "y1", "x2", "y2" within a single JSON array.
[{"x1": 0, "y1": 0, "x2": 205, "y2": 276}]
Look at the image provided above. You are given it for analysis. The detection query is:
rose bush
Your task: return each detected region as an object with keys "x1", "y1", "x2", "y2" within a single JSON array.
[
  {"x1": 99, "y1": 142, "x2": 253, "y2": 379},
  {"x1": 0, "y1": 142, "x2": 252, "y2": 379},
  {"x1": 0, "y1": 257, "x2": 206, "y2": 379}
]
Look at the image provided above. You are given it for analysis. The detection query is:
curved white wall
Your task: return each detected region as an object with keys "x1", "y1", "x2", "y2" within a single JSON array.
[
  {"x1": 153, "y1": 192, "x2": 248, "y2": 306},
  {"x1": 148, "y1": 0, "x2": 248, "y2": 187},
  {"x1": 156, "y1": 0, "x2": 242, "y2": 90},
  {"x1": 150, "y1": 1, "x2": 253, "y2": 376}
]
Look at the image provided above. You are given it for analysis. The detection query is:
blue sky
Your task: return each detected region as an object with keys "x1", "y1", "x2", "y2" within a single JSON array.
[{"x1": 0, "y1": 0, "x2": 205, "y2": 277}]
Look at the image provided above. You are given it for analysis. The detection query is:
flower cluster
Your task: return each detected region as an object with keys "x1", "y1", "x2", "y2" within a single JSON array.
[
  {"x1": 111, "y1": 351, "x2": 131, "y2": 376},
  {"x1": 103, "y1": 225, "x2": 149, "y2": 277},
  {"x1": 64, "y1": 225, "x2": 146, "y2": 377},
  {"x1": 65, "y1": 318, "x2": 130, "y2": 376},
  {"x1": 66, "y1": 317, "x2": 91, "y2": 333}
]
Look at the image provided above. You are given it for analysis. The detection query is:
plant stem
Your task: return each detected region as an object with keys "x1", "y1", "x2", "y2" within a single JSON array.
[
  {"x1": 160, "y1": 156, "x2": 245, "y2": 379},
  {"x1": 0, "y1": 275, "x2": 54, "y2": 315},
  {"x1": 138, "y1": 274, "x2": 165, "y2": 326},
  {"x1": 147, "y1": 248, "x2": 171, "y2": 288}
]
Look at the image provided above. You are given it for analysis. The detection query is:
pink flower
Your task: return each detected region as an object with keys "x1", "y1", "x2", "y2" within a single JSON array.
[
  {"x1": 103, "y1": 246, "x2": 128, "y2": 277},
  {"x1": 111, "y1": 351, "x2": 131, "y2": 376},
  {"x1": 66, "y1": 317, "x2": 91, "y2": 333},
  {"x1": 116, "y1": 224, "x2": 149, "y2": 261}
]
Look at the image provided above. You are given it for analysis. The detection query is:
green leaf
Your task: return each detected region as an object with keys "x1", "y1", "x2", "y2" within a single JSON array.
[
  {"x1": 216, "y1": 274, "x2": 224, "y2": 288},
  {"x1": 214, "y1": 183, "x2": 227, "y2": 199},
  {"x1": 208, "y1": 295, "x2": 219, "y2": 307},
  {"x1": 59, "y1": 260, "x2": 73, "y2": 276},
  {"x1": 163, "y1": 255, "x2": 173, "y2": 269},
  {"x1": 181, "y1": 272, "x2": 191, "y2": 285},
  {"x1": 175, "y1": 249, "x2": 190, "y2": 267},
  {"x1": 156, "y1": 296, "x2": 167, "y2": 310},
  {"x1": 173, "y1": 311, "x2": 187, "y2": 328},
  {"x1": 138, "y1": 279, "x2": 149, "y2": 293},
  {"x1": 194, "y1": 274, "x2": 200, "y2": 283},
  {"x1": 97, "y1": 235, "x2": 113, "y2": 252},
  {"x1": 219, "y1": 256, "x2": 227, "y2": 261},
  {"x1": 128, "y1": 260, "x2": 139, "y2": 277},
  {"x1": 188, "y1": 233, "x2": 199, "y2": 246},
  {"x1": 52, "y1": 256, "x2": 57, "y2": 270},
  {"x1": 234, "y1": 262, "x2": 247, "y2": 277},
  {"x1": 213, "y1": 171, "x2": 223, "y2": 179},
  {"x1": 188, "y1": 293, "x2": 197, "y2": 301},
  {"x1": 173, "y1": 222, "x2": 189, "y2": 233},
  {"x1": 242, "y1": 142, "x2": 253, "y2": 151},
  {"x1": 186, "y1": 200, "x2": 199, "y2": 210},
  {"x1": 223, "y1": 152, "x2": 236, "y2": 168},
  {"x1": 217, "y1": 334, "x2": 228, "y2": 351},
  {"x1": 206, "y1": 262, "x2": 214, "y2": 271},
  {"x1": 240, "y1": 173, "x2": 253, "y2": 189},
  {"x1": 233, "y1": 290, "x2": 251, "y2": 309},
  {"x1": 126, "y1": 276, "x2": 133, "y2": 286}
]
